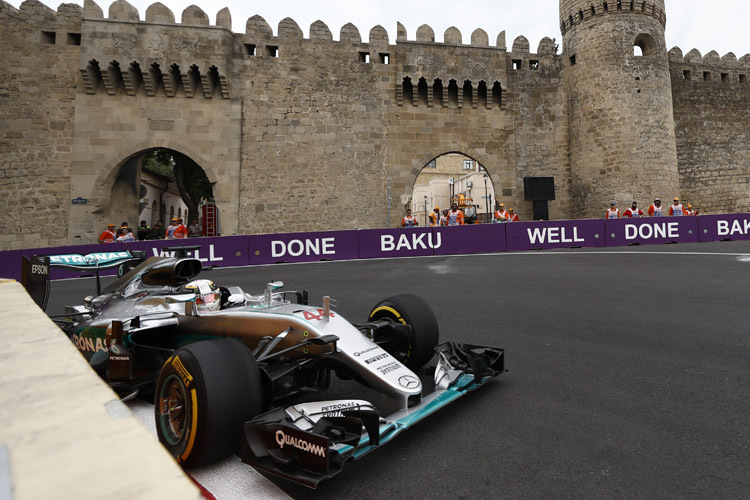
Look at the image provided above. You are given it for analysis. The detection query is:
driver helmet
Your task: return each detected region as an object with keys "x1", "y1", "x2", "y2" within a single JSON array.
[{"x1": 182, "y1": 279, "x2": 221, "y2": 312}]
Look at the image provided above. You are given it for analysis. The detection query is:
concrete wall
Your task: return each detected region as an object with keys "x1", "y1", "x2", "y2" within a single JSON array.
[{"x1": 0, "y1": 280, "x2": 201, "y2": 500}]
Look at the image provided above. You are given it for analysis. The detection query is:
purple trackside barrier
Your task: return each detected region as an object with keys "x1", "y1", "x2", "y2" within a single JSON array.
[
  {"x1": 698, "y1": 214, "x2": 750, "y2": 242},
  {"x1": 506, "y1": 219, "x2": 606, "y2": 251},
  {"x1": 357, "y1": 227, "x2": 437, "y2": 259},
  {"x1": 247, "y1": 231, "x2": 359, "y2": 265},
  {"x1": 605, "y1": 216, "x2": 699, "y2": 246},
  {"x1": 433, "y1": 223, "x2": 506, "y2": 256},
  {"x1": 0, "y1": 236, "x2": 250, "y2": 282},
  {"x1": 4, "y1": 213, "x2": 750, "y2": 283}
]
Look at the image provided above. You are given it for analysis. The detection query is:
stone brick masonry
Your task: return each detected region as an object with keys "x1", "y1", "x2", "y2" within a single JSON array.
[{"x1": 0, "y1": 0, "x2": 748, "y2": 249}]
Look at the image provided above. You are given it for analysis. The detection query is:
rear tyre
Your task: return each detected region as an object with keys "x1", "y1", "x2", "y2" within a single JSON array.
[
  {"x1": 155, "y1": 339, "x2": 263, "y2": 467},
  {"x1": 368, "y1": 294, "x2": 439, "y2": 371}
]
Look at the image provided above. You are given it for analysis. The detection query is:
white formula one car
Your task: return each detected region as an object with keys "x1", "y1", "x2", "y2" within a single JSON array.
[{"x1": 22, "y1": 246, "x2": 505, "y2": 488}]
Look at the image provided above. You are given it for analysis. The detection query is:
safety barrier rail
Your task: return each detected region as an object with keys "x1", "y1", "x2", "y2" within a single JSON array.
[{"x1": 1, "y1": 213, "x2": 749, "y2": 281}]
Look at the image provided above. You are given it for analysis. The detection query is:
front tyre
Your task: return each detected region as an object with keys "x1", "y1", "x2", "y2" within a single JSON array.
[
  {"x1": 368, "y1": 294, "x2": 439, "y2": 371},
  {"x1": 155, "y1": 339, "x2": 263, "y2": 467}
]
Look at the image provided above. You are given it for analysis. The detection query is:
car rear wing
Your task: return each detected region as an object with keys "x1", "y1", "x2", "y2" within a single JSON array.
[{"x1": 21, "y1": 250, "x2": 147, "y2": 310}]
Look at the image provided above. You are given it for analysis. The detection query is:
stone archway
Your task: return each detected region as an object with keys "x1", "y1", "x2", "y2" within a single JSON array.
[
  {"x1": 410, "y1": 152, "x2": 498, "y2": 225},
  {"x1": 98, "y1": 147, "x2": 214, "y2": 239},
  {"x1": 68, "y1": 138, "x2": 238, "y2": 244}
]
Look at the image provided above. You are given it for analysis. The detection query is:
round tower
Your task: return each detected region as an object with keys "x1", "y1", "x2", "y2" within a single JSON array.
[{"x1": 561, "y1": 0, "x2": 680, "y2": 216}]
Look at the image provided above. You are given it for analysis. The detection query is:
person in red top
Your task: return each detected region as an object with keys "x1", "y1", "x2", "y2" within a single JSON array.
[
  {"x1": 401, "y1": 209, "x2": 419, "y2": 228},
  {"x1": 99, "y1": 223, "x2": 116, "y2": 243},
  {"x1": 685, "y1": 203, "x2": 695, "y2": 216},
  {"x1": 605, "y1": 201, "x2": 619, "y2": 219},
  {"x1": 648, "y1": 198, "x2": 663, "y2": 217},
  {"x1": 166, "y1": 218, "x2": 188, "y2": 239},
  {"x1": 669, "y1": 198, "x2": 686, "y2": 216},
  {"x1": 507, "y1": 208, "x2": 519, "y2": 222},
  {"x1": 622, "y1": 201, "x2": 644, "y2": 218}
]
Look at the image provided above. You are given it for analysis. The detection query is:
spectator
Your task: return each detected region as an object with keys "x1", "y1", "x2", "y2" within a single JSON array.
[
  {"x1": 99, "y1": 223, "x2": 116, "y2": 243},
  {"x1": 138, "y1": 220, "x2": 150, "y2": 240},
  {"x1": 494, "y1": 203, "x2": 509, "y2": 223},
  {"x1": 188, "y1": 219, "x2": 202, "y2": 238},
  {"x1": 151, "y1": 221, "x2": 164, "y2": 239},
  {"x1": 447, "y1": 203, "x2": 465, "y2": 226},
  {"x1": 120, "y1": 222, "x2": 133, "y2": 234},
  {"x1": 440, "y1": 209, "x2": 449, "y2": 226},
  {"x1": 116, "y1": 226, "x2": 135, "y2": 242},
  {"x1": 623, "y1": 201, "x2": 644, "y2": 218},
  {"x1": 166, "y1": 217, "x2": 188, "y2": 239},
  {"x1": 507, "y1": 208, "x2": 519, "y2": 222},
  {"x1": 648, "y1": 198, "x2": 663, "y2": 217},
  {"x1": 428, "y1": 207, "x2": 440, "y2": 227},
  {"x1": 685, "y1": 203, "x2": 695, "y2": 216},
  {"x1": 669, "y1": 198, "x2": 686, "y2": 216},
  {"x1": 606, "y1": 201, "x2": 620, "y2": 219},
  {"x1": 401, "y1": 209, "x2": 419, "y2": 228}
]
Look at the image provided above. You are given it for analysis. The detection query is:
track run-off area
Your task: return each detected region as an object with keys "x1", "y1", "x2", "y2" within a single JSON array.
[{"x1": 47, "y1": 241, "x2": 750, "y2": 500}]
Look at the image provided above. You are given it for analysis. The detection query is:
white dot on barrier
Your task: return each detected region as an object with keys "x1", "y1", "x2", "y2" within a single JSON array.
[
  {"x1": 610, "y1": 233, "x2": 616, "y2": 238},
  {"x1": 688, "y1": 230, "x2": 693, "y2": 234},
  {"x1": 704, "y1": 229, "x2": 708, "y2": 234},
  {"x1": 594, "y1": 234, "x2": 599, "y2": 238}
]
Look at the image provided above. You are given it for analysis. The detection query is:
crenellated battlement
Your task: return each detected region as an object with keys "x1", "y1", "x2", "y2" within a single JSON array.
[
  {"x1": 0, "y1": 0, "x2": 561, "y2": 54},
  {"x1": 669, "y1": 47, "x2": 750, "y2": 85},
  {"x1": 0, "y1": 0, "x2": 83, "y2": 29},
  {"x1": 560, "y1": 0, "x2": 666, "y2": 36}
]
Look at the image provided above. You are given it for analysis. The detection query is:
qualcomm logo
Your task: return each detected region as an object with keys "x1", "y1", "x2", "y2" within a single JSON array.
[{"x1": 275, "y1": 430, "x2": 327, "y2": 457}]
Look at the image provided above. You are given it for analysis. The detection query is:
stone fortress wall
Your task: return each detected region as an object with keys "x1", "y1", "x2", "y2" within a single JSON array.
[
  {"x1": 0, "y1": 0, "x2": 748, "y2": 249},
  {"x1": 668, "y1": 47, "x2": 750, "y2": 215}
]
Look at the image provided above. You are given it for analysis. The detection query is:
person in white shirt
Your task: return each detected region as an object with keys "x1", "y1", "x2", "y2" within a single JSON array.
[
  {"x1": 648, "y1": 198, "x2": 663, "y2": 217},
  {"x1": 669, "y1": 198, "x2": 686, "y2": 216},
  {"x1": 605, "y1": 201, "x2": 619, "y2": 219}
]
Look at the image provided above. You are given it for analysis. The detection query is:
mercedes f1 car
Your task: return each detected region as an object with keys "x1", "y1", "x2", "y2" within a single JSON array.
[{"x1": 22, "y1": 246, "x2": 505, "y2": 488}]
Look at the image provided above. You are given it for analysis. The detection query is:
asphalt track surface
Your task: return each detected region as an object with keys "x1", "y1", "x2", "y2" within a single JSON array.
[{"x1": 47, "y1": 241, "x2": 750, "y2": 500}]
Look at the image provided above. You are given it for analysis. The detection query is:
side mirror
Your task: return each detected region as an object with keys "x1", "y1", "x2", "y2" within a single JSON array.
[{"x1": 267, "y1": 281, "x2": 284, "y2": 291}]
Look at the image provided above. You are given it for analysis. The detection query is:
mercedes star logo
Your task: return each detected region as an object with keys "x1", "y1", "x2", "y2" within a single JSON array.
[{"x1": 398, "y1": 375, "x2": 420, "y2": 389}]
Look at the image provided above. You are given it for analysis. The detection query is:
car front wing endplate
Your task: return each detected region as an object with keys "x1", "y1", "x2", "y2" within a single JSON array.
[{"x1": 240, "y1": 342, "x2": 504, "y2": 488}]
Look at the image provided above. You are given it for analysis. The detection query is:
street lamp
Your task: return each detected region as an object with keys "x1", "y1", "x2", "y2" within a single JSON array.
[
  {"x1": 483, "y1": 173, "x2": 489, "y2": 224},
  {"x1": 423, "y1": 195, "x2": 428, "y2": 226},
  {"x1": 448, "y1": 177, "x2": 455, "y2": 204}
]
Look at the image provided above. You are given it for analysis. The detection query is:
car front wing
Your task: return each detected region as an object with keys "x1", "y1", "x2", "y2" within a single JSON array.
[{"x1": 240, "y1": 341, "x2": 504, "y2": 488}]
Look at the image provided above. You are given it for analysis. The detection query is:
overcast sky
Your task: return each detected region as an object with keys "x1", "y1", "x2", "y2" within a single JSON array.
[{"x1": 13, "y1": 0, "x2": 750, "y2": 58}]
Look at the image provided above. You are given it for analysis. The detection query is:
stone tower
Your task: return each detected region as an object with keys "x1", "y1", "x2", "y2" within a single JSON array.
[{"x1": 560, "y1": 0, "x2": 680, "y2": 216}]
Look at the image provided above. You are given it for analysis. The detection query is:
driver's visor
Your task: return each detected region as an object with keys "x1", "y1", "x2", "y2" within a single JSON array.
[{"x1": 196, "y1": 292, "x2": 220, "y2": 305}]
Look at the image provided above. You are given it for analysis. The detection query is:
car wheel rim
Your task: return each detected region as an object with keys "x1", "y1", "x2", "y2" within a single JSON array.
[{"x1": 159, "y1": 374, "x2": 188, "y2": 446}]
